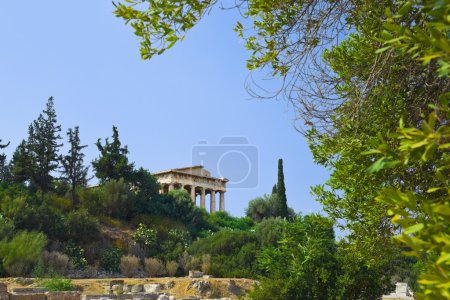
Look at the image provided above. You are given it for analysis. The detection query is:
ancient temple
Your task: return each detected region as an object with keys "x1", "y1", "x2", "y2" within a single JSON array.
[{"x1": 153, "y1": 166, "x2": 228, "y2": 213}]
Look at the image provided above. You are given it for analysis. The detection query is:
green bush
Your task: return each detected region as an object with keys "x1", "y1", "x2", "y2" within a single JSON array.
[
  {"x1": 249, "y1": 215, "x2": 339, "y2": 299},
  {"x1": 100, "y1": 179, "x2": 134, "y2": 219},
  {"x1": 255, "y1": 217, "x2": 286, "y2": 247},
  {"x1": 64, "y1": 209, "x2": 100, "y2": 244},
  {"x1": 160, "y1": 228, "x2": 191, "y2": 262},
  {"x1": 40, "y1": 278, "x2": 75, "y2": 291},
  {"x1": 0, "y1": 230, "x2": 47, "y2": 276},
  {"x1": 207, "y1": 211, "x2": 254, "y2": 231},
  {"x1": 189, "y1": 230, "x2": 259, "y2": 278},
  {"x1": 132, "y1": 223, "x2": 157, "y2": 252},
  {"x1": 100, "y1": 247, "x2": 123, "y2": 273},
  {"x1": 64, "y1": 242, "x2": 87, "y2": 270}
]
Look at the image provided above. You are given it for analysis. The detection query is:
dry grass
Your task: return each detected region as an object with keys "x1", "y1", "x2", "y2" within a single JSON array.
[{"x1": 0, "y1": 277, "x2": 256, "y2": 299}]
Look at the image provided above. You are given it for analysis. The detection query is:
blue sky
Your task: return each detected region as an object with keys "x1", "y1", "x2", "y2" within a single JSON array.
[{"x1": 0, "y1": 1, "x2": 329, "y2": 216}]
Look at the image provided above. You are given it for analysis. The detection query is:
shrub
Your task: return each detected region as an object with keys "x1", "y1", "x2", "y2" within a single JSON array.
[
  {"x1": 64, "y1": 242, "x2": 87, "y2": 270},
  {"x1": 178, "y1": 252, "x2": 190, "y2": 274},
  {"x1": 42, "y1": 251, "x2": 70, "y2": 275},
  {"x1": 120, "y1": 255, "x2": 140, "y2": 277},
  {"x1": 0, "y1": 231, "x2": 47, "y2": 276},
  {"x1": 144, "y1": 258, "x2": 164, "y2": 277},
  {"x1": 255, "y1": 217, "x2": 286, "y2": 247},
  {"x1": 166, "y1": 261, "x2": 178, "y2": 277},
  {"x1": 40, "y1": 278, "x2": 75, "y2": 291},
  {"x1": 100, "y1": 179, "x2": 134, "y2": 219},
  {"x1": 187, "y1": 256, "x2": 201, "y2": 272},
  {"x1": 100, "y1": 247, "x2": 123, "y2": 273},
  {"x1": 84, "y1": 265, "x2": 98, "y2": 278},
  {"x1": 132, "y1": 223, "x2": 157, "y2": 252},
  {"x1": 64, "y1": 209, "x2": 100, "y2": 244},
  {"x1": 201, "y1": 254, "x2": 211, "y2": 274},
  {"x1": 189, "y1": 230, "x2": 259, "y2": 278}
]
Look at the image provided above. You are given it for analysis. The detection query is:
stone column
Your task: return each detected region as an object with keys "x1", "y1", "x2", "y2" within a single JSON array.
[
  {"x1": 168, "y1": 184, "x2": 174, "y2": 192},
  {"x1": 210, "y1": 191, "x2": 216, "y2": 213},
  {"x1": 200, "y1": 188, "x2": 206, "y2": 209},
  {"x1": 219, "y1": 191, "x2": 225, "y2": 212},
  {"x1": 190, "y1": 186, "x2": 196, "y2": 203}
]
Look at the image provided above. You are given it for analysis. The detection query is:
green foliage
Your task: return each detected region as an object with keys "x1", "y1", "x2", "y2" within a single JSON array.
[
  {"x1": 10, "y1": 140, "x2": 33, "y2": 184},
  {"x1": 100, "y1": 247, "x2": 123, "y2": 273},
  {"x1": 0, "y1": 213, "x2": 15, "y2": 240},
  {"x1": 273, "y1": 159, "x2": 289, "y2": 218},
  {"x1": 132, "y1": 223, "x2": 157, "y2": 252},
  {"x1": 377, "y1": 0, "x2": 450, "y2": 76},
  {"x1": 206, "y1": 211, "x2": 254, "y2": 231},
  {"x1": 189, "y1": 230, "x2": 259, "y2": 278},
  {"x1": 100, "y1": 178, "x2": 134, "y2": 219},
  {"x1": 92, "y1": 125, "x2": 135, "y2": 183},
  {"x1": 160, "y1": 228, "x2": 191, "y2": 262},
  {"x1": 0, "y1": 139, "x2": 10, "y2": 184},
  {"x1": 26, "y1": 97, "x2": 63, "y2": 197},
  {"x1": 254, "y1": 217, "x2": 286, "y2": 248},
  {"x1": 246, "y1": 194, "x2": 275, "y2": 222},
  {"x1": 0, "y1": 230, "x2": 47, "y2": 276},
  {"x1": 39, "y1": 278, "x2": 75, "y2": 291},
  {"x1": 64, "y1": 209, "x2": 100, "y2": 244},
  {"x1": 64, "y1": 241, "x2": 87, "y2": 270},
  {"x1": 60, "y1": 126, "x2": 90, "y2": 207},
  {"x1": 372, "y1": 106, "x2": 450, "y2": 299},
  {"x1": 113, "y1": 0, "x2": 214, "y2": 60},
  {"x1": 365, "y1": 2, "x2": 450, "y2": 298},
  {"x1": 249, "y1": 215, "x2": 339, "y2": 300}
]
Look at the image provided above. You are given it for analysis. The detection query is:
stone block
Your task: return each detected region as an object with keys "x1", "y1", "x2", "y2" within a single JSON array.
[
  {"x1": 10, "y1": 293, "x2": 46, "y2": 300},
  {"x1": 143, "y1": 285, "x2": 161, "y2": 293},
  {"x1": 0, "y1": 293, "x2": 9, "y2": 300},
  {"x1": 45, "y1": 292, "x2": 82, "y2": 300},
  {"x1": 112, "y1": 285, "x2": 123, "y2": 295},
  {"x1": 130, "y1": 285, "x2": 143, "y2": 294},
  {"x1": 188, "y1": 271, "x2": 203, "y2": 278},
  {"x1": 11, "y1": 289, "x2": 46, "y2": 295},
  {"x1": 131, "y1": 294, "x2": 159, "y2": 300}
]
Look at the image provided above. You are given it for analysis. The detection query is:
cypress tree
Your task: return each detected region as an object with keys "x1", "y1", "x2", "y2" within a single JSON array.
[
  {"x1": 61, "y1": 127, "x2": 90, "y2": 208},
  {"x1": 274, "y1": 158, "x2": 288, "y2": 218},
  {"x1": 271, "y1": 184, "x2": 277, "y2": 195},
  {"x1": 92, "y1": 125, "x2": 134, "y2": 183}
]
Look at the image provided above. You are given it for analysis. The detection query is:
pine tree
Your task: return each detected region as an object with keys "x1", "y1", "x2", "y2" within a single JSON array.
[
  {"x1": 274, "y1": 158, "x2": 288, "y2": 218},
  {"x1": 61, "y1": 127, "x2": 90, "y2": 208},
  {"x1": 10, "y1": 140, "x2": 32, "y2": 184},
  {"x1": 92, "y1": 125, "x2": 134, "y2": 183},
  {"x1": 0, "y1": 139, "x2": 10, "y2": 183},
  {"x1": 27, "y1": 97, "x2": 63, "y2": 197}
]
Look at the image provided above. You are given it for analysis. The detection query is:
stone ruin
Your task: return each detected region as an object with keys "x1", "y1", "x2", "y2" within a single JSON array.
[
  {"x1": 0, "y1": 281, "x2": 234, "y2": 300},
  {"x1": 382, "y1": 283, "x2": 414, "y2": 300}
]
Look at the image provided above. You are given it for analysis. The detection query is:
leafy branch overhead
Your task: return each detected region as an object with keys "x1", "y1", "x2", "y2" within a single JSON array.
[{"x1": 113, "y1": 0, "x2": 216, "y2": 60}]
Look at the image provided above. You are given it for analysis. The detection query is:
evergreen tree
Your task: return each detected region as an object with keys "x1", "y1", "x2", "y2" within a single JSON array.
[
  {"x1": 273, "y1": 159, "x2": 288, "y2": 218},
  {"x1": 10, "y1": 140, "x2": 32, "y2": 184},
  {"x1": 27, "y1": 97, "x2": 63, "y2": 197},
  {"x1": 60, "y1": 126, "x2": 90, "y2": 207},
  {"x1": 0, "y1": 139, "x2": 10, "y2": 183},
  {"x1": 271, "y1": 184, "x2": 277, "y2": 195},
  {"x1": 92, "y1": 125, "x2": 134, "y2": 183}
]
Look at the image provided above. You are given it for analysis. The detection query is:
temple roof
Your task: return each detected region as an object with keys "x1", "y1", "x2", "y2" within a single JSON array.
[{"x1": 153, "y1": 165, "x2": 228, "y2": 182}]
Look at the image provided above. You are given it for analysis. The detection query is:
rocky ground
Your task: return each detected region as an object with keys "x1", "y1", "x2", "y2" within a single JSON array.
[{"x1": 0, "y1": 277, "x2": 256, "y2": 299}]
